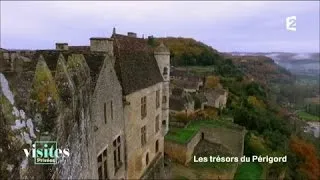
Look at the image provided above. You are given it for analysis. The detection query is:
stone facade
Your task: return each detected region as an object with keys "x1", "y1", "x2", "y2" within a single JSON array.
[
  {"x1": 91, "y1": 53, "x2": 126, "y2": 179},
  {"x1": 123, "y1": 82, "x2": 165, "y2": 179}
]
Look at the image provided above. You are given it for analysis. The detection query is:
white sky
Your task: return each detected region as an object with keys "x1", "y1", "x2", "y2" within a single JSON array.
[{"x1": 1, "y1": 1, "x2": 319, "y2": 52}]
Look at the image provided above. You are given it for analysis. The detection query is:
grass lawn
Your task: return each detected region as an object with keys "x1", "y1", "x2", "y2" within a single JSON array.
[
  {"x1": 165, "y1": 128, "x2": 198, "y2": 144},
  {"x1": 234, "y1": 162, "x2": 263, "y2": 180},
  {"x1": 297, "y1": 111, "x2": 320, "y2": 122},
  {"x1": 165, "y1": 120, "x2": 243, "y2": 144},
  {"x1": 187, "y1": 120, "x2": 243, "y2": 131}
]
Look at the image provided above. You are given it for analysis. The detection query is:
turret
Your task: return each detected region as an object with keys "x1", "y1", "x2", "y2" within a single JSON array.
[
  {"x1": 154, "y1": 42, "x2": 170, "y2": 135},
  {"x1": 154, "y1": 42, "x2": 170, "y2": 81}
]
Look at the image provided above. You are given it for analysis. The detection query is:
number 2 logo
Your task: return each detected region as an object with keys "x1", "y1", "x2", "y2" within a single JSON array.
[{"x1": 286, "y1": 16, "x2": 296, "y2": 31}]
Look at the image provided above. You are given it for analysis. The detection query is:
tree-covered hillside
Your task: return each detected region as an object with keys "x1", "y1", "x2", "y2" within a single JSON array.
[
  {"x1": 160, "y1": 36, "x2": 320, "y2": 179},
  {"x1": 151, "y1": 37, "x2": 223, "y2": 66}
]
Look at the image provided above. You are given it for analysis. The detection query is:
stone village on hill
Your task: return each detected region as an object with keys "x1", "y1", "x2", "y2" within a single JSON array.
[{"x1": 0, "y1": 29, "x2": 245, "y2": 179}]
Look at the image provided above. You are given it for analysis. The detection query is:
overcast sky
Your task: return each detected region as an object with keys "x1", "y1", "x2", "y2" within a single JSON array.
[{"x1": 1, "y1": 1, "x2": 319, "y2": 53}]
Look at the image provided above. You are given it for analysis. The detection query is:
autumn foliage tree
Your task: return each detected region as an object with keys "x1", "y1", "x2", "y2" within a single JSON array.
[{"x1": 288, "y1": 136, "x2": 320, "y2": 180}]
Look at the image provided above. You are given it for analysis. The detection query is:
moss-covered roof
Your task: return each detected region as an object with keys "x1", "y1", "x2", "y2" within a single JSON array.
[{"x1": 112, "y1": 34, "x2": 163, "y2": 95}]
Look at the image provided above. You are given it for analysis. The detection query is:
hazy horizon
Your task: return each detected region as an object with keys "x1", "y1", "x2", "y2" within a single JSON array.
[{"x1": 1, "y1": 1, "x2": 319, "y2": 53}]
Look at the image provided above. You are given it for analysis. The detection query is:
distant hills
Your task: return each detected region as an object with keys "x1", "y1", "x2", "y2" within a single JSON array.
[{"x1": 228, "y1": 52, "x2": 320, "y2": 77}]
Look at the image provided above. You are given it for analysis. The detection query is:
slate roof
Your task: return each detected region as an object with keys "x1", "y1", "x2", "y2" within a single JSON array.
[
  {"x1": 171, "y1": 79, "x2": 199, "y2": 90},
  {"x1": 112, "y1": 34, "x2": 163, "y2": 95},
  {"x1": 172, "y1": 88, "x2": 184, "y2": 96},
  {"x1": 82, "y1": 53, "x2": 106, "y2": 91},
  {"x1": 169, "y1": 96, "x2": 186, "y2": 111},
  {"x1": 195, "y1": 93, "x2": 208, "y2": 103},
  {"x1": 204, "y1": 88, "x2": 227, "y2": 102}
]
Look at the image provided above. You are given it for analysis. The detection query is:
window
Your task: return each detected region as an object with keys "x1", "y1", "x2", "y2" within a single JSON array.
[
  {"x1": 104, "y1": 103, "x2": 107, "y2": 124},
  {"x1": 155, "y1": 140, "x2": 159, "y2": 153},
  {"x1": 163, "y1": 67, "x2": 168, "y2": 75},
  {"x1": 146, "y1": 153, "x2": 149, "y2": 165},
  {"x1": 162, "y1": 120, "x2": 166, "y2": 126},
  {"x1": 110, "y1": 101, "x2": 113, "y2": 120},
  {"x1": 141, "y1": 126, "x2": 147, "y2": 147},
  {"x1": 162, "y1": 96, "x2": 167, "y2": 104},
  {"x1": 156, "y1": 90, "x2": 160, "y2": 109},
  {"x1": 97, "y1": 148, "x2": 108, "y2": 179},
  {"x1": 141, "y1": 96, "x2": 147, "y2": 119},
  {"x1": 155, "y1": 115, "x2": 159, "y2": 133},
  {"x1": 113, "y1": 136, "x2": 122, "y2": 173}
]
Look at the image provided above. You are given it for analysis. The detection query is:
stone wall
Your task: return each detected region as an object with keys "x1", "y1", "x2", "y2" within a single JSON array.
[
  {"x1": 164, "y1": 126, "x2": 246, "y2": 166},
  {"x1": 200, "y1": 127, "x2": 246, "y2": 157},
  {"x1": 141, "y1": 153, "x2": 164, "y2": 179},
  {"x1": 164, "y1": 131, "x2": 201, "y2": 165}
]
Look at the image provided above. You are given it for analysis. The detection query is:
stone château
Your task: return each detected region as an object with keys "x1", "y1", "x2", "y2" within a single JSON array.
[{"x1": 0, "y1": 29, "x2": 170, "y2": 179}]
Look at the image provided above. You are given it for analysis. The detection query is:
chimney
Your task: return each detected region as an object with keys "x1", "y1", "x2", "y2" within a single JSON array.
[
  {"x1": 56, "y1": 43, "x2": 68, "y2": 51},
  {"x1": 127, "y1": 32, "x2": 137, "y2": 38},
  {"x1": 90, "y1": 37, "x2": 113, "y2": 56},
  {"x1": 112, "y1": 27, "x2": 116, "y2": 35}
]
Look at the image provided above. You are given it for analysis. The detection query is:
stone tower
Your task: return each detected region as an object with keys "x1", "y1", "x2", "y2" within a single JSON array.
[{"x1": 154, "y1": 42, "x2": 170, "y2": 134}]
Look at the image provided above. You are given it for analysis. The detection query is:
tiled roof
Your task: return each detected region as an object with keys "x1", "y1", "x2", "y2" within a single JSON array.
[{"x1": 112, "y1": 34, "x2": 163, "y2": 95}]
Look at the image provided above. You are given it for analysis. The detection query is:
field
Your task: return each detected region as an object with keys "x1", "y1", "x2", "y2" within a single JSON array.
[
  {"x1": 234, "y1": 162, "x2": 263, "y2": 180},
  {"x1": 297, "y1": 111, "x2": 320, "y2": 122}
]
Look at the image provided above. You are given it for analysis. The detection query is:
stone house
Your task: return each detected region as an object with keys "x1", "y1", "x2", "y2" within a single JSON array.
[
  {"x1": 169, "y1": 88, "x2": 195, "y2": 115},
  {"x1": 204, "y1": 88, "x2": 228, "y2": 109},
  {"x1": 193, "y1": 93, "x2": 208, "y2": 110},
  {"x1": 111, "y1": 33, "x2": 169, "y2": 179}
]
